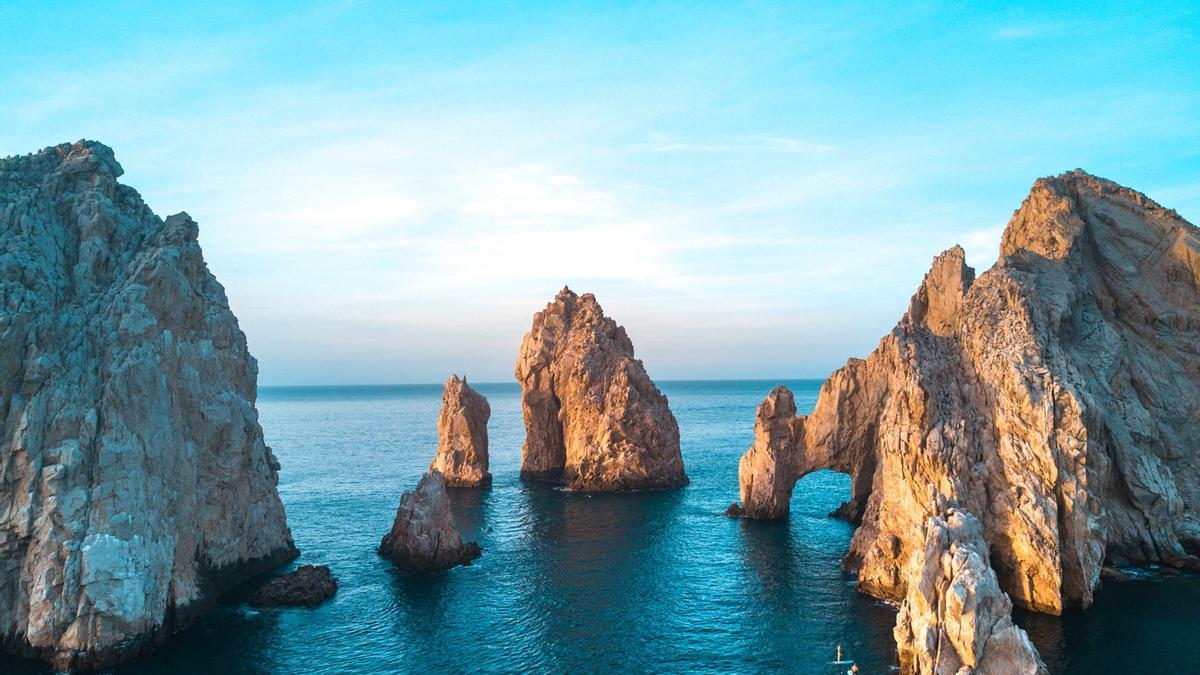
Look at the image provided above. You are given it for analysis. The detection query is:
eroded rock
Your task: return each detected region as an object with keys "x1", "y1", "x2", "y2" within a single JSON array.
[
  {"x1": 515, "y1": 288, "x2": 687, "y2": 491},
  {"x1": 0, "y1": 141, "x2": 297, "y2": 670},
  {"x1": 894, "y1": 508, "x2": 1046, "y2": 675},
  {"x1": 378, "y1": 471, "x2": 480, "y2": 571},
  {"x1": 250, "y1": 565, "x2": 337, "y2": 608},
  {"x1": 734, "y1": 171, "x2": 1200, "y2": 619},
  {"x1": 429, "y1": 375, "x2": 491, "y2": 487}
]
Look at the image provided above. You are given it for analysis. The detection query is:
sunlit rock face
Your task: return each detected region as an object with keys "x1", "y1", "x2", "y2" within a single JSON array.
[
  {"x1": 515, "y1": 288, "x2": 687, "y2": 491},
  {"x1": 0, "y1": 141, "x2": 297, "y2": 670},
  {"x1": 895, "y1": 508, "x2": 1046, "y2": 675},
  {"x1": 429, "y1": 375, "x2": 491, "y2": 487},
  {"x1": 735, "y1": 170, "x2": 1200, "y2": 619}
]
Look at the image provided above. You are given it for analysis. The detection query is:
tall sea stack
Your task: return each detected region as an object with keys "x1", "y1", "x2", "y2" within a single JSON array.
[
  {"x1": 515, "y1": 288, "x2": 687, "y2": 491},
  {"x1": 429, "y1": 375, "x2": 491, "y2": 487},
  {"x1": 0, "y1": 142, "x2": 296, "y2": 670},
  {"x1": 732, "y1": 170, "x2": 1200, "y2": 671}
]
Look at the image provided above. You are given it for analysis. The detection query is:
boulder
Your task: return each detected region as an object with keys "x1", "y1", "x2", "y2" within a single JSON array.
[
  {"x1": 378, "y1": 471, "x2": 480, "y2": 571},
  {"x1": 250, "y1": 565, "x2": 337, "y2": 608}
]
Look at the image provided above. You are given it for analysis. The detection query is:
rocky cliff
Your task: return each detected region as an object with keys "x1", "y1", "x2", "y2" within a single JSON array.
[
  {"x1": 515, "y1": 288, "x2": 687, "y2": 491},
  {"x1": 429, "y1": 375, "x2": 491, "y2": 487},
  {"x1": 734, "y1": 171, "x2": 1200, "y2": 667},
  {"x1": 0, "y1": 141, "x2": 297, "y2": 670},
  {"x1": 378, "y1": 471, "x2": 480, "y2": 571}
]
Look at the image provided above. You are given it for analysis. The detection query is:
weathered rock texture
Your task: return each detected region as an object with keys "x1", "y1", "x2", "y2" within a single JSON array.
[
  {"x1": 0, "y1": 141, "x2": 296, "y2": 670},
  {"x1": 895, "y1": 508, "x2": 1046, "y2": 675},
  {"x1": 249, "y1": 565, "x2": 337, "y2": 609},
  {"x1": 378, "y1": 471, "x2": 480, "y2": 571},
  {"x1": 429, "y1": 375, "x2": 491, "y2": 487},
  {"x1": 515, "y1": 288, "x2": 687, "y2": 491},
  {"x1": 734, "y1": 170, "x2": 1200, "y2": 621}
]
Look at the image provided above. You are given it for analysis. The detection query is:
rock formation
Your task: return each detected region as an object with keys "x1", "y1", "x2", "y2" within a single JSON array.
[
  {"x1": 0, "y1": 141, "x2": 296, "y2": 670},
  {"x1": 894, "y1": 508, "x2": 1046, "y2": 675},
  {"x1": 733, "y1": 170, "x2": 1200, "y2": 664},
  {"x1": 429, "y1": 375, "x2": 491, "y2": 487},
  {"x1": 515, "y1": 288, "x2": 687, "y2": 491},
  {"x1": 378, "y1": 471, "x2": 480, "y2": 571},
  {"x1": 249, "y1": 565, "x2": 337, "y2": 608}
]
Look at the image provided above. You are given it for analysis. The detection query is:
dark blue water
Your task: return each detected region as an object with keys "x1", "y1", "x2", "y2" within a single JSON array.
[{"x1": 4, "y1": 380, "x2": 1198, "y2": 673}]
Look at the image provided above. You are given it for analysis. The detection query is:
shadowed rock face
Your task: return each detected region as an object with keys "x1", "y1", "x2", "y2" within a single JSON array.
[
  {"x1": 735, "y1": 170, "x2": 1200, "y2": 620},
  {"x1": 895, "y1": 508, "x2": 1046, "y2": 675},
  {"x1": 378, "y1": 471, "x2": 480, "y2": 571},
  {"x1": 250, "y1": 565, "x2": 337, "y2": 608},
  {"x1": 429, "y1": 375, "x2": 491, "y2": 487},
  {"x1": 0, "y1": 141, "x2": 297, "y2": 670},
  {"x1": 515, "y1": 288, "x2": 687, "y2": 491}
]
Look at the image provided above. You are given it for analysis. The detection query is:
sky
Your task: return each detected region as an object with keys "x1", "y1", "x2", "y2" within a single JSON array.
[{"x1": 2, "y1": 1, "x2": 1198, "y2": 385}]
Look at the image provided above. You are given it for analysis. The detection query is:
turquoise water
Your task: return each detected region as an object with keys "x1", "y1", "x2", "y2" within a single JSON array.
[{"x1": 3, "y1": 380, "x2": 1198, "y2": 673}]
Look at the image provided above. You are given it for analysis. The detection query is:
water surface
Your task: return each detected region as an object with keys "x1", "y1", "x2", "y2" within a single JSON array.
[{"x1": 4, "y1": 381, "x2": 1197, "y2": 673}]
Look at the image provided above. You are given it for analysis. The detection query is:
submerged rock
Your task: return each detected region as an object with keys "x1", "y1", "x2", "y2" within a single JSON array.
[
  {"x1": 895, "y1": 508, "x2": 1046, "y2": 675},
  {"x1": 515, "y1": 288, "x2": 687, "y2": 491},
  {"x1": 735, "y1": 171, "x2": 1200, "y2": 619},
  {"x1": 429, "y1": 375, "x2": 491, "y2": 487},
  {"x1": 378, "y1": 471, "x2": 480, "y2": 571},
  {"x1": 250, "y1": 565, "x2": 338, "y2": 608},
  {"x1": 0, "y1": 141, "x2": 296, "y2": 670}
]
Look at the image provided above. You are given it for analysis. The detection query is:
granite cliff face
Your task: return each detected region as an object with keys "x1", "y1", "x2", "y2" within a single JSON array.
[
  {"x1": 0, "y1": 141, "x2": 296, "y2": 670},
  {"x1": 429, "y1": 375, "x2": 491, "y2": 487},
  {"x1": 378, "y1": 471, "x2": 480, "y2": 571},
  {"x1": 734, "y1": 171, "x2": 1200, "y2": 630},
  {"x1": 895, "y1": 508, "x2": 1046, "y2": 675},
  {"x1": 515, "y1": 288, "x2": 687, "y2": 491}
]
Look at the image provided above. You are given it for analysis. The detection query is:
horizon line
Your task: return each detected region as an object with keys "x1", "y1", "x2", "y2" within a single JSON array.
[{"x1": 258, "y1": 376, "x2": 830, "y2": 389}]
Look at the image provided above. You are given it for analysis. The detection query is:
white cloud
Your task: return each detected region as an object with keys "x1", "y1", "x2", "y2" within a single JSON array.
[
  {"x1": 457, "y1": 165, "x2": 617, "y2": 218},
  {"x1": 636, "y1": 133, "x2": 837, "y2": 156},
  {"x1": 992, "y1": 22, "x2": 1069, "y2": 41}
]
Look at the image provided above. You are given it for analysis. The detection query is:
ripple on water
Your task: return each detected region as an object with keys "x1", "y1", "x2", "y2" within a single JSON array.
[{"x1": 2, "y1": 381, "x2": 1192, "y2": 673}]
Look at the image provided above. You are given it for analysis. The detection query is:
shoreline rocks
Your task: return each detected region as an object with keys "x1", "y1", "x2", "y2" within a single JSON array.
[
  {"x1": 515, "y1": 288, "x2": 687, "y2": 491},
  {"x1": 429, "y1": 375, "x2": 491, "y2": 487},
  {"x1": 894, "y1": 508, "x2": 1046, "y2": 675},
  {"x1": 0, "y1": 141, "x2": 297, "y2": 671},
  {"x1": 250, "y1": 565, "x2": 338, "y2": 608},
  {"x1": 378, "y1": 471, "x2": 481, "y2": 571}
]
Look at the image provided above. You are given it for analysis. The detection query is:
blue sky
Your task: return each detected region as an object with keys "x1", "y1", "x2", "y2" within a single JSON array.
[{"x1": 2, "y1": 1, "x2": 1198, "y2": 385}]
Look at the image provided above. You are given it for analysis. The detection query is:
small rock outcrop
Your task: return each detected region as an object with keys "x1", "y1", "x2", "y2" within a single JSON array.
[
  {"x1": 732, "y1": 171, "x2": 1200, "y2": 667},
  {"x1": 378, "y1": 471, "x2": 480, "y2": 571},
  {"x1": 429, "y1": 375, "x2": 491, "y2": 487},
  {"x1": 0, "y1": 142, "x2": 297, "y2": 671},
  {"x1": 515, "y1": 288, "x2": 687, "y2": 491},
  {"x1": 894, "y1": 508, "x2": 1046, "y2": 675},
  {"x1": 249, "y1": 565, "x2": 338, "y2": 608}
]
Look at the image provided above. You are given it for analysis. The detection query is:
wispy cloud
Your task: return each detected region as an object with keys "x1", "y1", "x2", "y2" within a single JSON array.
[
  {"x1": 992, "y1": 22, "x2": 1071, "y2": 41},
  {"x1": 1, "y1": 1, "x2": 1197, "y2": 384},
  {"x1": 635, "y1": 133, "x2": 837, "y2": 156}
]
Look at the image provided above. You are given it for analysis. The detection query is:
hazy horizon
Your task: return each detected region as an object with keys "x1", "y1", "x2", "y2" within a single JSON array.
[
  {"x1": 4, "y1": 2, "x2": 1198, "y2": 386},
  {"x1": 258, "y1": 376, "x2": 829, "y2": 389}
]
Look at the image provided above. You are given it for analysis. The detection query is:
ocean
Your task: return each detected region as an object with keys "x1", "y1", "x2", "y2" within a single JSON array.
[{"x1": 4, "y1": 380, "x2": 1198, "y2": 673}]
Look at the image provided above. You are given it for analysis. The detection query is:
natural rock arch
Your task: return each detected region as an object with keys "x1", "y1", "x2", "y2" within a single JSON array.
[{"x1": 732, "y1": 170, "x2": 1200, "y2": 672}]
